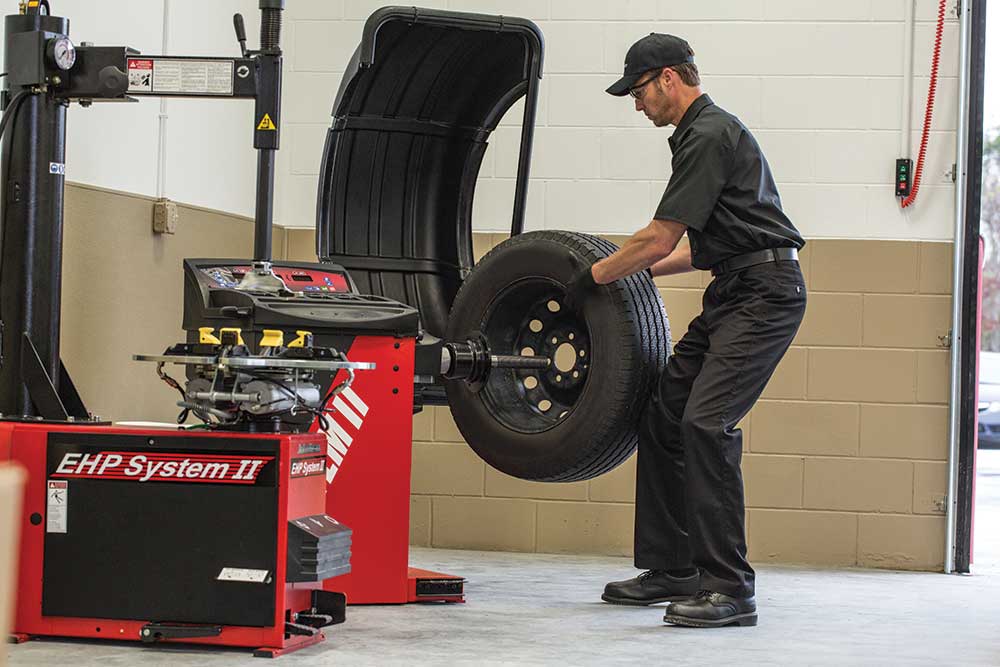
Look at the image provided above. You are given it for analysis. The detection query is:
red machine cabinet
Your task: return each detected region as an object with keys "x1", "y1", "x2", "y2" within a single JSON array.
[
  {"x1": 318, "y1": 335, "x2": 464, "y2": 604},
  {"x1": 5, "y1": 423, "x2": 343, "y2": 657}
]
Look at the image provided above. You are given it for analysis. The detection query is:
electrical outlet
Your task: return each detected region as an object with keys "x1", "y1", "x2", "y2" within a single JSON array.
[{"x1": 152, "y1": 198, "x2": 178, "y2": 234}]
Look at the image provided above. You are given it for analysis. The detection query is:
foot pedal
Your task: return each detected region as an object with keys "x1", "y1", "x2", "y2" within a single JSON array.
[
  {"x1": 294, "y1": 612, "x2": 333, "y2": 628},
  {"x1": 284, "y1": 621, "x2": 320, "y2": 637},
  {"x1": 310, "y1": 590, "x2": 346, "y2": 626}
]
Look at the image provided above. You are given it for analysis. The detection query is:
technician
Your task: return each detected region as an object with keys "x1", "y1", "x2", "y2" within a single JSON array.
[{"x1": 566, "y1": 34, "x2": 807, "y2": 628}]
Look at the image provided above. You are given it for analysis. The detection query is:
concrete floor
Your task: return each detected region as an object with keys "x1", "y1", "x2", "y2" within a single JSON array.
[
  {"x1": 7, "y1": 545, "x2": 1000, "y2": 666},
  {"x1": 7, "y1": 451, "x2": 1000, "y2": 666}
]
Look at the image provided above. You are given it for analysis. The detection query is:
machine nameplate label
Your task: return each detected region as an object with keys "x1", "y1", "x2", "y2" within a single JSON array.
[
  {"x1": 217, "y1": 567, "x2": 270, "y2": 583},
  {"x1": 290, "y1": 456, "x2": 325, "y2": 478},
  {"x1": 51, "y1": 451, "x2": 273, "y2": 485},
  {"x1": 46, "y1": 480, "x2": 68, "y2": 533}
]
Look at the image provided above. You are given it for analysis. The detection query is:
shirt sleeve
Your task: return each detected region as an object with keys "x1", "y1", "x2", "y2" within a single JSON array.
[{"x1": 654, "y1": 130, "x2": 731, "y2": 231}]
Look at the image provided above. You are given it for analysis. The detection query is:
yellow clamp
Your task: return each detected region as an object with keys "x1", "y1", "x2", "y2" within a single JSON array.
[
  {"x1": 288, "y1": 330, "x2": 314, "y2": 348},
  {"x1": 260, "y1": 329, "x2": 285, "y2": 348},
  {"x1": 219, "y1": 327, "x2": 245, "y2": 346},
  {"x1": 198, "y1": 327, "x2": 221, "y2": 345}
]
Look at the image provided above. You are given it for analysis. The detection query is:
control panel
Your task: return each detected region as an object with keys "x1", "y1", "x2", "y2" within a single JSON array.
[
  {"x1": 200, "y1": 265, "x2": 353, "y2": 293},
  {"x1": 183, "y1": 258, "x2": 419, "y2": 338}
]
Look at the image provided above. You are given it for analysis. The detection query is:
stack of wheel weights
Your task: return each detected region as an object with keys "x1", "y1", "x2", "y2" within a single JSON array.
[{"x1": 286, "y1": 515, "x2": 352, "y2": 582}]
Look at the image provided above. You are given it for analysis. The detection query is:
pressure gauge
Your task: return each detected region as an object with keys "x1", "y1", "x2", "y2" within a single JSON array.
[{"x1": 46, "y1": 36, "x2": 76, "y2": 71}]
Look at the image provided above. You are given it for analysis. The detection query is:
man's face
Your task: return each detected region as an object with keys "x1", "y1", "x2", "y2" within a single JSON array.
[{"x1": 632, "y1": 68, "x2": 677, "y2": 127}]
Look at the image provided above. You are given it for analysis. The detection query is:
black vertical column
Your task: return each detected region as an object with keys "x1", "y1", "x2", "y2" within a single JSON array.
[
  {"x1": 954, "y1": 0, "x2": 988, "y2": 574},
  {"x1": 252, "y1": 0, "x2": 283, "y2": 262},
  {"x1": 0, "y1": 13, "x2": 70, "y2": 417}
]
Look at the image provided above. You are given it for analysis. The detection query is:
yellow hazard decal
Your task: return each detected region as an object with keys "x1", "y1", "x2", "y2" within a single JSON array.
[{"x1": 257, "y1": 113, "x2": 277, "y2": 131}]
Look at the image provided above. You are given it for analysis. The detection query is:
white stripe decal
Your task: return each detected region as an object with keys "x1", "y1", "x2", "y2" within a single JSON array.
[
  {"x1": 326, "y1": 442, "x2": 344, "y2": 466},
  {"x1": 342, "y1": 386, "x2": 369, "y2": 416},
  {"x1": 326, "y1": 430, "x2": 349, "y2": 456},
  {"x1": 332, "y1": 396, "x2": 363, "y2": 429},
  {"x1": 329, "y1": 417, "x2": 353, "y2": 447},
  {"x1": 323, "y1": 387, "x2": 369, "y2": 487}
]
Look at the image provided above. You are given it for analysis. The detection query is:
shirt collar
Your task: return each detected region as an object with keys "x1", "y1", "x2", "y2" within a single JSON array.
[{"x1": 669, "y1": 94, "x2": 714, "y2": 147}]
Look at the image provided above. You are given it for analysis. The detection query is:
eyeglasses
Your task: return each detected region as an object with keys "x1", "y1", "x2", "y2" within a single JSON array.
[{"x1": 628, "y1": 71, "x2": 660, "y2": 99}]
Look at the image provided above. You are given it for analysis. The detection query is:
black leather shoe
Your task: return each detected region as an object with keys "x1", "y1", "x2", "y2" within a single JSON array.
[
  {"x1": 664, "y1": 590, "x2": 757, "y2": 627},
  {"x1": 601, "y1": 570, "x2": 700, "y2": 606}
]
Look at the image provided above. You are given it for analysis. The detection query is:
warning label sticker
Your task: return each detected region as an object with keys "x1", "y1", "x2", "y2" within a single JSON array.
[
  {"x1": 127, "y1": 58, "x2": 233, "y2": 96},
  {"x1": 127, "y1": 58, "x2": 153, "y2": 92},
  {"x1": 257, "y1": 113, "x2": 277, "y2": 131},
  {"x1": 46, "y1": 480, "x2": 68, "y2": 534}
]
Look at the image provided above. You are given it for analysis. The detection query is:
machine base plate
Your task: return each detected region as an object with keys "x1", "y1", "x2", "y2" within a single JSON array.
[
  {"x1": 407, "y1": 567, "x2": 466, "y2": 603},
  {"x1": 253, "y1": 631, "x2": 326, "y2": 658}
]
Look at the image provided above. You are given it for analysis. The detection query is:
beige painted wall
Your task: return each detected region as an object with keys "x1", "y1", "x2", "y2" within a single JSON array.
[
  {"x1": 405, "y1": 233, "x2": 951, "y2": 571},
  {"x1": 61, "y1": 189, "x2": 952, "y2": 572},
  {"x1": 307, "y1": 230, "x2": 954, "y2": 573},
  {"x1": 61, "y1": 183, "x2": 287, "y2": 423}
]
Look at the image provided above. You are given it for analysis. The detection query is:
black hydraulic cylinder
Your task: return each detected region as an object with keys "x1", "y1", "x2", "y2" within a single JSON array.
[
  {"x1": 254, "y1": 147, "x2": 275, "y2": 262},
  {"x1": 0, "y1": 13, "x2": 70, "y2": 417}
]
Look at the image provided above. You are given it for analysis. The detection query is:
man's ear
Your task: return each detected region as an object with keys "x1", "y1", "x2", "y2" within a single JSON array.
[{"x1": 658, "y1": 67, "x2": 673, "y2": 88}]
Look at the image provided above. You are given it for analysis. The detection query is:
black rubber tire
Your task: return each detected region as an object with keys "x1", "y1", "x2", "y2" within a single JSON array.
[{"x1": 445, "y1": 230, "x2": 671, "y2": 482}]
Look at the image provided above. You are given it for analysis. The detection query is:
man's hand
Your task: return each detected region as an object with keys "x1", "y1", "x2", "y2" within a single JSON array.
[{"x1": 565, "y1": 257, "x2": 599, "y2": 311}]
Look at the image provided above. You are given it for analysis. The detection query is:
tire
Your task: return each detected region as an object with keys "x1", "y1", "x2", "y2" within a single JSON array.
[{"x1": 444, "y1": 230, "x2": 671, "y2": 482}]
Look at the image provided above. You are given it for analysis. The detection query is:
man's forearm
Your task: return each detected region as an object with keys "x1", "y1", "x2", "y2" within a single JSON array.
[
  {"x1": 649, "y1": 244, "x2": 696, "y2": 277},
  {"x1": 591, "y1": 219, "x2": 685, "y2": 285}
]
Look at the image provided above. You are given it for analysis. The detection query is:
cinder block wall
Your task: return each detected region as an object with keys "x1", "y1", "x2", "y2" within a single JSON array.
[
  {"x1": 63, "y1": 186, "x2": 952, "y2": 572},
  {"x1": 273, "y1": 0, "x2": 960, "y2": 571},
  {"x1": 283, "y1": 229, "x2": 954, "y2": 571},
  {"x1": 279, "y1": 1, "x2": 958, "y2": 240},
  {"x1": 408, "y1": 235, "x2": 953, "y2": 571}
]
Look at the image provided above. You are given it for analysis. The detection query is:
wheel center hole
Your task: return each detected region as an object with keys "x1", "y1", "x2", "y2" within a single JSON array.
[{"x1": 553, "y1": 342, "x2": 577, "y2": 373}]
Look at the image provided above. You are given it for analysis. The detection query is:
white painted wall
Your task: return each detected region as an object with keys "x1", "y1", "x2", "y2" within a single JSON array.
[
  {"x1": 6, "y1": 0, "x2": 962, "y2": 240},
  {"x1": 1, "y1": 0, "x2": 259, "y2": 216},
  {"x1": 280, "y1": 0, "x2": 962, "y2": 240}
]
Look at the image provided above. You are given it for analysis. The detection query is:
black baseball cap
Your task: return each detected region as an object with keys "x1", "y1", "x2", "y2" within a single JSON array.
[{"x1": 606, "y1": 33, "x2": 695, "y2": 96}]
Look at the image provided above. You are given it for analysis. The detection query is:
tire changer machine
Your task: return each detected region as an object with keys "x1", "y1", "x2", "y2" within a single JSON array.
[{"x1": 2, "y1": 2, "x2": 545, "y2": 658}]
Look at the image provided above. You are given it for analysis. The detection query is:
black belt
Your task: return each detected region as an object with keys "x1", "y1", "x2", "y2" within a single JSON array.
[{"x1": 711, "y1": 247, "x2": 799, "y2": 277}]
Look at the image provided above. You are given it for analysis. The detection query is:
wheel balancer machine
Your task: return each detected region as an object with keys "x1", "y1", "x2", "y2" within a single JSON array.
[{"x1": 2, "y1": 2, "x2": 545, "y2": 657}]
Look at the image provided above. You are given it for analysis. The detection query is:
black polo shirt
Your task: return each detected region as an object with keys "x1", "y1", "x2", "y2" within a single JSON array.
[{"x1": 654, "y1": 94, "x2": 805, "y2": 271}]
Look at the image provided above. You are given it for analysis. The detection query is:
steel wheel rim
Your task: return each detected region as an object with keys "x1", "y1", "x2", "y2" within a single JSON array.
[{"x1": 479, "y1": 278, "x2": 591, "y2": 434}]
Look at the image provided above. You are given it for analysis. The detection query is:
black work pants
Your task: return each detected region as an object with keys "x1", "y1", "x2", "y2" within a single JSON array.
[{"x1": 634, "y1": 260, "x2": 806, "y2": 598}]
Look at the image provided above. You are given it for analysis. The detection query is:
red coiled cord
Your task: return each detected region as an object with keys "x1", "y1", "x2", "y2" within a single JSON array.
[{"x1": 902, "y1": 0, "x2": 947, "y2": 208}]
